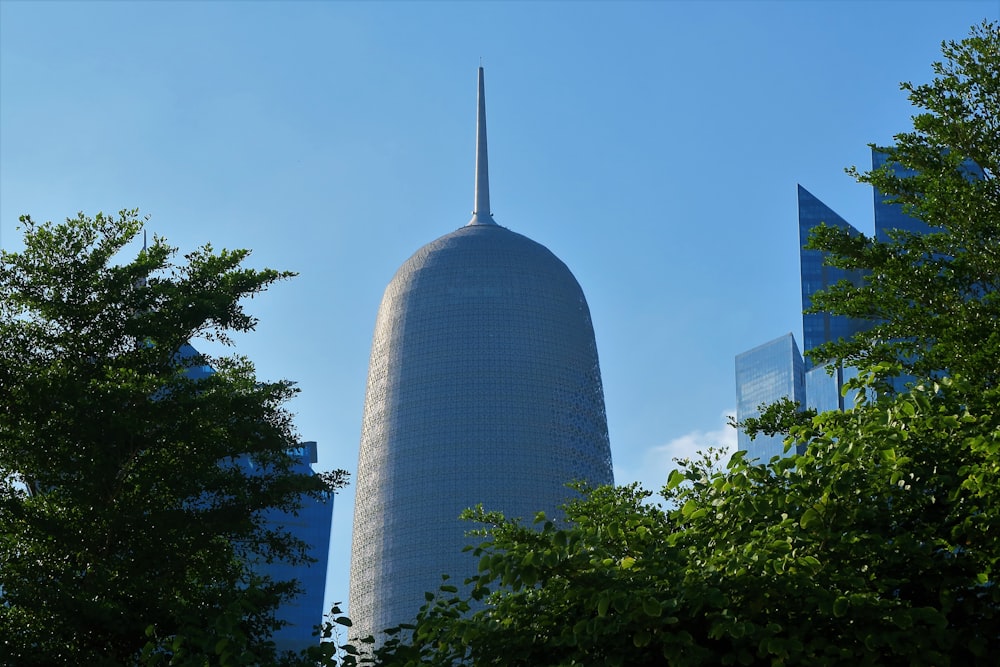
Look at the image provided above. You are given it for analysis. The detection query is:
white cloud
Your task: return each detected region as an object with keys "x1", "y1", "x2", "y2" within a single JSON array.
[{"x1": 615, "y1": 410, "x2": 737, "y2": 494}]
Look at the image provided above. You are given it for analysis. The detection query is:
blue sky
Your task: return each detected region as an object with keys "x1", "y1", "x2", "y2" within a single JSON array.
[{"x1": 2, "y1": 0, "x2": 996, "y2": 620}]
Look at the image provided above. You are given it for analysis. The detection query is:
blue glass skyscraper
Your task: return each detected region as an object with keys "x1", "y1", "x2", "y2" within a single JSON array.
[
  {"x1": 177, "y1": 345, "x2": 333, "y2": 654},
  {"x1": 872, "y1": 151, "x2": 930, "y2": 241},
  {"x1": 258, "y1": 442, "x2": 333, "y2": 654},
  {"x1": 735, "y1": 150, "x2": 923, "y2": 460},
  {"x1": 797, "y1": 185, "x2": 867, "y2": 365},
  {"x1": 735, "y1": 333, "x2": 805, "y2": 460}
]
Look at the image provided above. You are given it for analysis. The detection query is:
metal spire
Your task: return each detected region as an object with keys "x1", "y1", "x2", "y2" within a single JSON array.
[{"x1": 469, "y1": 66, "x2": 496, "y2": 225}]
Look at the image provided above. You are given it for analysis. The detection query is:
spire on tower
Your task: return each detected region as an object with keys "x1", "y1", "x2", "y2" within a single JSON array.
[{"x1": 469, "y1": 66, "x2": 496, "y2": 226}]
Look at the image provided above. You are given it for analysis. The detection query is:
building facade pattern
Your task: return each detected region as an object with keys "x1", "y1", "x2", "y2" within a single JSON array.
[
  {"x1": 797, "y1": 185, "x2": 867, "y2": 365},
  {"x1": 735, "y1": 333, "x2": 805, "y2": 459},
  {"x1": 350, "y1": 222, "x2": 613, "y2": 641},
  {"x1": 872, "y1": 151, "x2": 930, "y2": 242}
]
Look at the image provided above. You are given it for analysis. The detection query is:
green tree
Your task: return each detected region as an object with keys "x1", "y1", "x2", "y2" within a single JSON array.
[
  {"x1": 807, "y1": 20, "x2": 999, "y2": 389},
  {"x1": 371, "y1": 376, "x2": 999, "y2": 666},
  {"x1": 0, "y1": 210, "x2": 347, "y2": 665},
  {"x1": 364, "y1": 23, "x2": 1000, "y2": 667}
]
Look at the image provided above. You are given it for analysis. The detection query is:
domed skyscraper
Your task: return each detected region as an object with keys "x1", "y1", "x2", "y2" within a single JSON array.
[{"x1": 349, "y1": 68, "x2": 613, "y2": 641}]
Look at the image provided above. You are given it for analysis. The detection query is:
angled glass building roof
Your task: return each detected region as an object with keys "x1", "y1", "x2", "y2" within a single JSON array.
[
  {"x1": 736, "y1": 150, "x2": 934, "y2": 459},
  {"x1": 349, "y1": 69, "x2": 613, "y2": 642},
  {"x1": 797, "y1": 185, "x2": 868, "y2": 366}
]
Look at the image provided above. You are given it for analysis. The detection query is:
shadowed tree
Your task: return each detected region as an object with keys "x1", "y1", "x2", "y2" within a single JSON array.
[{"x1": 0, "y1": 210, "x2": 347, "y2": 665}]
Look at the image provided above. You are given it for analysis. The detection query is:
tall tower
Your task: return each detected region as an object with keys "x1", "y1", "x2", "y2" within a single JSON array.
[
  {"x1": 349, "y1": 69, "x2": 613, "y2": 641},
  {"x1": 734, "y1": 149, "x2": 933, "y2": 459},
  {"x1": 797, "y1": 185, "x2": 867, "y2": 366},
  {"x1": 734, "y1": 333, "x2": 806, "y2": 460}
]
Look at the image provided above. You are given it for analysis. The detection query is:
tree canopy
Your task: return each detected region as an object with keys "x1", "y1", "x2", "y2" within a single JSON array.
[
  {"x1": 361, "y1": 22, "x2": 1000, "y2": 667},
  {"x1": 368, "y1": 374, "x2": 999, "y2": 666},
  {"x1": 807, "y1": 20, "x2": 999, "y2": 389},
  {"x1": 0, "y1": 210, "x2": 346, "y2": 665}
]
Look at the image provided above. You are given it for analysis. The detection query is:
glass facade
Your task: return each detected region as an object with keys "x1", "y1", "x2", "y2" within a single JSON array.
[
  {"x1": 805, "y1": 364, "x2": 843, "y2": 413},
  {"x1": 736, "y1": 149, "x2": 933, "y2": 457},
  {"x1": 871, "y1": 151, "x2": 984, "y2": 394},
  {"x1": 872, "y1": 151, "x2": 930, "y2": 241},
  {"x1": 350, "y1": 222, "x2": 613, "y2": 642},
  {"x1": 735, "y1": 333, "x2": 805, "y2": 461},
  {"x1": 797, "y1": 185, "x2": 868, "y2": 365},
  {"x1": 257, "y1": 441, "x2": 334, "y2": 654},
  {"x1": 178, "y1": 345, "x2": 333, "y2": 653}
]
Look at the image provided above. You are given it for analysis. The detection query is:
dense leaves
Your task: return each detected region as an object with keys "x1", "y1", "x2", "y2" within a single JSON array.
[
  {"x1": 363, "y1": 23, "x2": 1000, "y2": 667},
  {"x1": 729, "y1": 396, "x2": 817, "y2": 445},
  {"x1": 368, "y1": 377, "x2": 999, "y2": 666},
  {"x1": 0, "y1": 211, "x2": 347, "y2": 664}
]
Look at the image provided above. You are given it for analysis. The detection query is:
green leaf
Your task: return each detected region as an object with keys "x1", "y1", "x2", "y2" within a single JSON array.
[
  {"x1": 798, "y1": 555, "x2": 822, "y2": 570},
  {"x1": 597, "y1": 595, "x2": 610, "y2": 618},
  {"x1": 800, "y1": 507, "x2": 821, "y2": 530},
  {"x1": 642, "y1": 598, "x2": 662, "y2": 617},
  {"x1": 833, "y1": 596, "x2": 849, "y2": 618},
  {"x1": 681, "y1": 499, "x2": 698, "y2": 518}
]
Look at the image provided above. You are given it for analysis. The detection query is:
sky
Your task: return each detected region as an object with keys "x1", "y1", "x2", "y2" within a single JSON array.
[{"x1": 2, "y1": 0, "x2": 997, "y2": 620}]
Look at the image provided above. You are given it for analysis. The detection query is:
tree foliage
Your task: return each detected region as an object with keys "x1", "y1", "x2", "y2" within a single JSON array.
[
  {"x1": 362, "y1": 23, "x2": 1000, "y2": 666},
  {"x1": 0, "y1": 210, "x2": 347, "y2": 664},
  {"x1": 729, "y1": 396, "x2": 817, "y2": 445},
  {"x1": 807, "y1": 20, "x2": 999, "y2": 388},
  {"x1": 366, "y1": 373, "x2": 999, "y2": 666}
]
